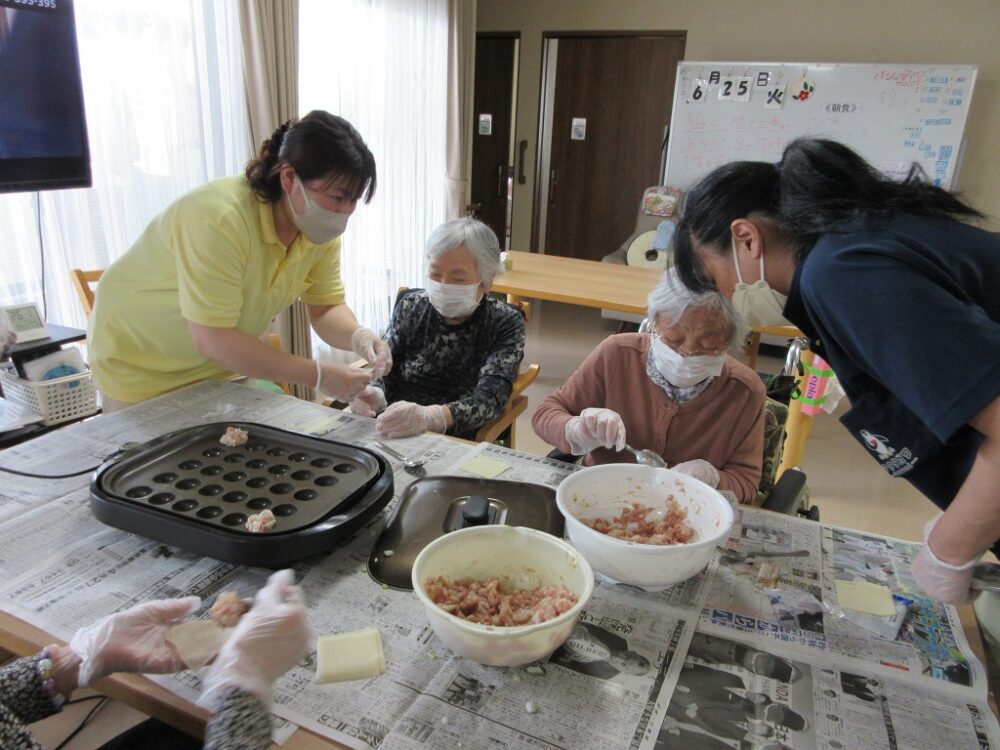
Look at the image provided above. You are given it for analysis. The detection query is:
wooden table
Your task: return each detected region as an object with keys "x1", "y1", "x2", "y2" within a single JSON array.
[{"x1": 492, "y1": 250, "x2": 662, "y2": 315}]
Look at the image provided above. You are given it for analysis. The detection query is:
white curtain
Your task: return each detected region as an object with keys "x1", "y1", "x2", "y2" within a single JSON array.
[
  {"x1": 299, "y1": 0, "x2": 449, "y2": 344},
  {"x1": 0, "y1": 0, "x2": 248, "y2": 329}
]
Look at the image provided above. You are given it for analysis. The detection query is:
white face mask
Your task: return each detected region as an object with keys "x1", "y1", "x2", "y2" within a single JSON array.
[
  {"x1": 426, "y1": 278, "x2": 482, "y2": 319},
  {"x1": 650, "y1": 335, "x2": 726, "y2": 387},
  {"x1": 287, "y1": 175, "x2": 350, "y2": 244},
  {"x1": 731, "y1": 237, "x2": 790, "y2": 328}
]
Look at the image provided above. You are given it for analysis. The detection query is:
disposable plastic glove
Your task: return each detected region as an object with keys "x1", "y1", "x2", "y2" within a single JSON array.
[
  {"x1": 911, "y1": 515, "x2": 982, "y2": 604},
  {"x1": 351, "y1": 327, "x2": 393, "y2": 378},
  {"x1": 564, "y1": 407, "x2": 626, "y2": 454},
  {"x1": 376, "y1": 401, "x2": 447, "y2": 438},
  {"x1": 198, "y1": 570, "x2": 310, "y2": 710},
  {"x1": 315, "y1": 360, "x2": 371, "y2": 402},
  {"x1": 348, "y1": 385, "x2": 387, "y2": 418},
  {"x1": 672, "y1": 459, "x2": 721, "y2": 488},
  {"x1": 69, "y1": 596, "x2": 201, "y2": 687}
]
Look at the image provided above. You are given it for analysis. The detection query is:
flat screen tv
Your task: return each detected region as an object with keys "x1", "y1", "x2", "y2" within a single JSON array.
[{"x1": 0, "y1": 0, "x2": 91, "y2": 193}]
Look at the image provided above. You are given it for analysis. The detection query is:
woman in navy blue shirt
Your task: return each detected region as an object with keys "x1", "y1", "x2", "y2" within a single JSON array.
[{"x1": 671, "y1": 138, "x2": 999, "y2": 605}]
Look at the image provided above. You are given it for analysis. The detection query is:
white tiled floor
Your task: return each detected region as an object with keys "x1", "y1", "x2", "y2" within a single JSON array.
[{"x1": 26, "y1": 299, "x2": 994, "y2": 745}]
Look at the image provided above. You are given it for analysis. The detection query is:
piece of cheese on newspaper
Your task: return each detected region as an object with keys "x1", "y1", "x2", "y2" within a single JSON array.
[
  {"x1": 314, "y1": 627, "x2": 386, "y2": 684},
  {"x1": 167, "y1": 621, "x2": 230, "y2": 670}
]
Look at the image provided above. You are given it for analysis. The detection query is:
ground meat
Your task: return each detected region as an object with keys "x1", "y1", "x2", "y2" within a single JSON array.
[
  {"x1": 209, "y1": 591, "x2": 250, "y2": 627},
  {"x1": 220, "y1": 426, "x2": 249, "y2": 447},
  {"x1": 245, "y1": 509, "x2": 275, "y2": 533},
  {"x1": 425, "y1": 576, "x2": 578, "y2": 626},
  {"x1": 583, "y1": 499, "x2": 695, "y2": 545}
]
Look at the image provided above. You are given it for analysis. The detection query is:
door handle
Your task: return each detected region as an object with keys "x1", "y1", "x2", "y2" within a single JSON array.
[
  {"x1": 497, "y1": 164, "x2": 505, "y2": 198},
  {"x1": 548, "y1": 167, "x2": 558, "y2": 204},
  {"x1": 517, "y1": 140, "x2": 527, "y2": 184}
]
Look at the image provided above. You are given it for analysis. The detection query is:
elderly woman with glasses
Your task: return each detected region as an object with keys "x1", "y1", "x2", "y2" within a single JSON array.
[
  {"x1": 348, "y1": 218, "x2": 525, "y2": 440},
  {"x1": 532, "y1": 267, "x2": 765, "y2": 503}
]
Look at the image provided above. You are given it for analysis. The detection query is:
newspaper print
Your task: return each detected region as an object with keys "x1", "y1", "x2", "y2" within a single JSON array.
[
  {"x1": 652, "y1": 630, "x2": 999, "y2": 750},
  {"x1": 699, "y1": 506, "x2": 987, "y2": 695},
  {"x1": 0, "y1": 381, "x2": 996, "y2": 749}
]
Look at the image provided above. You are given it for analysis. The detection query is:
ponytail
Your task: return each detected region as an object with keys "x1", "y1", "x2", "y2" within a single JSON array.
[
  {"x1": 245, "y1": 120, "x2": 293, "y2": 202},
  {"x1": 673, "y1": 137, "x2": 983, "y2": 293},
  {"x1": 777, "y1": 138, "x2": 982, "y2": 240}
]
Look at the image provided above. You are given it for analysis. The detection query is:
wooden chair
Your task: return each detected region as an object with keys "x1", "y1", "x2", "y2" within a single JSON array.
[{"x1": 69, "y1": 268, "x2": 103, "y2": 317}]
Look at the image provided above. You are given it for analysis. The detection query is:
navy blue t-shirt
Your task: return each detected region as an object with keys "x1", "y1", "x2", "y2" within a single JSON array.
[{"x1": 784, "y1": 214, "x2": 1000, "y2": 536}]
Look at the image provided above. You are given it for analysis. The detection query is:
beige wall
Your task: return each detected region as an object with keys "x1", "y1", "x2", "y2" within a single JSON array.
[{"x1": 477, "y1": 0, "x2": 1000, "y2": 249}]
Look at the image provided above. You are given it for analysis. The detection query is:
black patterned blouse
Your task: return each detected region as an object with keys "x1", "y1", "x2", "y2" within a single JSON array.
[
  {"x1": 0, "y1": 654, "x2": 272, "y2": 750},
  {"x1": 374, "y1": 290, "x2": 525, "y2": 439}
]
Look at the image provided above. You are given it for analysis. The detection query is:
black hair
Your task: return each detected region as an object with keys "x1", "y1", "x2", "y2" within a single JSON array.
[
  {"x1": 244, "y1": 110, "x2": 377, "y2": 204},
  {"x1": 673, "y1": 137, "x2": 983, "y2": 292}
]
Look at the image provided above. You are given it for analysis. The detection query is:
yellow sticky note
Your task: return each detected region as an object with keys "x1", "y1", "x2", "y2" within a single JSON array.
[
  {"x1": 835, "y1": 580, "x2": 896, "y2": 617},
  {"x1": 460, "y1": 456, "x2": 510, "y2": 479},
  {"x1": 314, "y1": 627, "x2": 386, "y2": 684}
]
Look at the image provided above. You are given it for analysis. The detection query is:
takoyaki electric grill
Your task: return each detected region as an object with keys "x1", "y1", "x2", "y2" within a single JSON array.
[{"x1": 90, "y1": 422, "x2": 393, "y2": 566}]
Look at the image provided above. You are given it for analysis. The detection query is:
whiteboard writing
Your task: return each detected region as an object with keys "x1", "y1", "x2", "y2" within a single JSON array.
[{"x1": 665, "y1": 62, "x2": 977, "y2": 191}]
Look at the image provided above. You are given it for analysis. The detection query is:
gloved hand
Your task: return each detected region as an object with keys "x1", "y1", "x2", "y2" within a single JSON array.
[
  {"x1": 348, "y1": 385, "x2": 387, "y2": 417},
  {"x1": 672, "y1": 459, "x2": 721, "y2": 488},
  {"x1": 564, "y1": 407, "x2": 626, "y2": 454},
  {"x1": 911, "y1": 515, "x2": 981, "y2": 604},
  {"x1": 198, "y1": 570, "x2": 310, "y2": 709},
  {"x1": 69, "y1": 596, "x2": 201, "y2": 687},
  {"x1": 351, "y1": 327, "x2": 393, "y2": 378},
  {"x1": 376, "y1": 401, "x2": 447, "y2": 438},
  {"x1": 315, "y1": 360, "x2": 371, "y2": 402}
]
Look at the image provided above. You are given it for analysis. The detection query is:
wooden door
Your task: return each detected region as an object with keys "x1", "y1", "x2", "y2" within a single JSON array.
[
  {"x1": 541, "y1": 34, "x2": 684, "y2": 261},
  {"x1": 470, "y1": 34, "x2": 517, "y2": 246}
]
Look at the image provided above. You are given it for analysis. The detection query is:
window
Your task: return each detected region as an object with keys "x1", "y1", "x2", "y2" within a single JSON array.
[
  {"x1": 0, "y1": 0, "x2": 248, "y2": 330},
  {"x1": 299, "y1": 0, "x2": 449, "y2": 343}
]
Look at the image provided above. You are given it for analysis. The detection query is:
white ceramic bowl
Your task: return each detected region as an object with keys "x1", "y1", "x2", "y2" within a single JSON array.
[
  {"x1": 411, "y1": 525, "x2": 594, "y2": 666},
  {"x1": 556, "y1": 464, "x2": 734, "y2": 591}
]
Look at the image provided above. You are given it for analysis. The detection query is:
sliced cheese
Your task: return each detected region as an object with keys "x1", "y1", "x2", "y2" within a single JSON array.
[
  {"x1": 167, "y1": 620, "x2": 231, "y2": 670},
  {"x1": 314, "y1": 627, "x2": 386, "y2": 684}
]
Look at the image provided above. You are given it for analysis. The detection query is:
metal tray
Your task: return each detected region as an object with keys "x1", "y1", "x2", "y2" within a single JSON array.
[
  {"x1": 368, "y1": 476, "x2": 564, "y2": 590},
  {"x1": 90, "y1": 422, "x2": 393, "y2": 566}
]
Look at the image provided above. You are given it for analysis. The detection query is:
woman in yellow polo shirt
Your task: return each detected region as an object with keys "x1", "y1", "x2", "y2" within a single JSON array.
[{"x1": 89, "y1": 110, "x2": 392, "y2": 409}]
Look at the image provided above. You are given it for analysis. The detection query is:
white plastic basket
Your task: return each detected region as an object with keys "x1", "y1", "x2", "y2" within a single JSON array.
[{"x1": 0, "y1": 365, "x2": 98, "y2": 426}]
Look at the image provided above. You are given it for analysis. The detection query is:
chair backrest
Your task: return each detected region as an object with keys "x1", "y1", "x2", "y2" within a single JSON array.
[
  {"x1": 70, "y1": 268, "x2": 103, "y2": 317},
  {"x1": 394, "y1": 287, "x2": 540, "y2": 448}
]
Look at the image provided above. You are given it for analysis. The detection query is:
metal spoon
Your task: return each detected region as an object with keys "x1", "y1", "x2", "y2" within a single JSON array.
[
  {"x1": 624, "y1": 443, "x2": 667, "y2": 468},
  {"x1": 373, "y1": 441, "x2": 426, "y2": 470}
]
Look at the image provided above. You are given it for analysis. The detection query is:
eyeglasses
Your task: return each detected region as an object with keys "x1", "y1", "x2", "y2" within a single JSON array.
[{"x1": 652, "y1": 329, "x2": 728, "y2": 357}]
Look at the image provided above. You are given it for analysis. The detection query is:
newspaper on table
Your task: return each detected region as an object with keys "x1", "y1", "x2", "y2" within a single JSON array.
[
  {"x1": 0, "y1": 381, "x2": 996, "y2": 749},
  {"x1": 701, "y1": 505, "x2": 988, "y2": 694}
]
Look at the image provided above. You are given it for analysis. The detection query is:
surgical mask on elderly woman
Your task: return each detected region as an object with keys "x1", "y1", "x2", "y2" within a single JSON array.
[
  {"x1": 287, "y1": 175, "x2": 350, "y2": 244},
  {"x1": 426, "y1": 279, "x2": 481, "y2": 319},
  {"x1": 731, "y1": 237, "x2": 790, "y2": 328},
  {"x1": 650, "y1": 335, "x2": 726, "y2": 387}
]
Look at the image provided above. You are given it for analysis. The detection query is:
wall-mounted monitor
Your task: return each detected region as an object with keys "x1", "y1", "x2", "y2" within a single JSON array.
[{"x1": 0, "y1": 0, "x2": 92, "y2": 193}]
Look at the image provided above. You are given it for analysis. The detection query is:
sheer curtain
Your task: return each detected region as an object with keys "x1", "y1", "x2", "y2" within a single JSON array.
[
  {"x1": 0, "y1": 0, "x2": 248, "y2": 330},
  {"x1": 299, "y1": 0, "x2": 449, "y2": 347}
]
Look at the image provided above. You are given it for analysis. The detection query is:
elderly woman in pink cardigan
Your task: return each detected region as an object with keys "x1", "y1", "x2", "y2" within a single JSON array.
[{"x1": 532, "y1": 267, "x2": 765, "y2": 503}]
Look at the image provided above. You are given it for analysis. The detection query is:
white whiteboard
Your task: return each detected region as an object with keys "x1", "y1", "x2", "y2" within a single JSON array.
[{"x1": 664, "y1": 62, "x2": 977, "y2": 191}]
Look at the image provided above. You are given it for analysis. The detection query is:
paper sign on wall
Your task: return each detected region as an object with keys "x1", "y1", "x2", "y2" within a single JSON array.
[
  {"x1": 571, "y1": 118, "x2": 586, "y2": 140},
  {"x1": 478, "y1": 114, "x2": 492, "y2": 136},
  {"x1": 764, "y1": 85, "x2": 786, "y2": 109}
]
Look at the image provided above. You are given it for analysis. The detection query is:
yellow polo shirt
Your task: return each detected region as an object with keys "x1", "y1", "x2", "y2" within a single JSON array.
[{"x1": 89, "y1": 176, "x2": 346, "y2": 403}]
